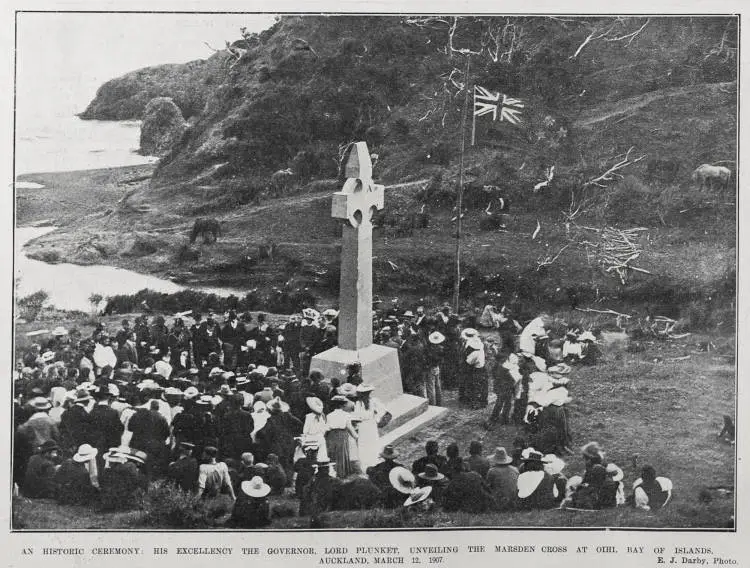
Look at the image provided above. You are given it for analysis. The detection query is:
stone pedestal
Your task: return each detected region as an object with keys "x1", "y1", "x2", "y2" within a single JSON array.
[{"x1": 310, "y1": 343, "x2": 428, "y2": 433}]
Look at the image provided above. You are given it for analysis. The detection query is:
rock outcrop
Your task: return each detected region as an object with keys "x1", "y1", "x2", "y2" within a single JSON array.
[{"x1": 139, "y1": 97, "x2": 188, "y2": 157}]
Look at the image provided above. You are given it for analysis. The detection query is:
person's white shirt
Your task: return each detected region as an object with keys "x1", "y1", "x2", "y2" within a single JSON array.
[{"x1": 519, "y1": 316, "x2": 548, "y2": 354}]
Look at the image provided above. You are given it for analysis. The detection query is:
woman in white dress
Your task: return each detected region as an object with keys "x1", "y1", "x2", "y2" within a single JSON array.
[
  {"x1": 352, "y1": 384, "x2": 391, "y2": 471},
  {"x1": 302, "y1": 397, "x2": 329, "y2": 462}
]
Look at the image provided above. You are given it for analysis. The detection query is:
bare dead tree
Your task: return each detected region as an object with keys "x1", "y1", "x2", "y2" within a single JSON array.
[
  {"x1": 569, "y1": 18, "x2": 650, "y2": 59},
  {"x1": 536, "y1": 243, "x2": 571, "y2": 270},
  {"x1": 583, "y1": 147, "x2": 646, "y2": 188}
]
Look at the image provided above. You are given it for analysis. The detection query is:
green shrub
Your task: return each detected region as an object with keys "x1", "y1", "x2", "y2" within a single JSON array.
[
  {"x1": 16, "y1": 290, "x2": 49, "y2": 322},
  {"x1": 38, "y1": 250, "x2": 61, "y2": 263},
  {"x1": 140, "y1": 480, "x2": 216, "y2": 529},
  {"x1": 176, "y1": 244, "x2": 200, "y2": 263}
]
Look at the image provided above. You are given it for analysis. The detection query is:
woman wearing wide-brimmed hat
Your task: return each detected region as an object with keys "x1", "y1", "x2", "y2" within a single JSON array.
[
  {"x1": 515, "y1": 451, "x2": 559, "y2": 510},
  {"x1": 230, "y1": 476, "x2": 272, "y2": 528},
  {"x1": 459, "y1": 331, "x2": 488, "y2": 409},
  {"x1": 55, "y1": 444, "x2": 100, "y2": 506},
  {"x1": 352, "y1": 384, "x2": 391, "y2": 471},
  {"x1": 325, "y1": 395, "x2": 359, "y2": 478},
  {"x1": 255, "y1": 397, "x2": 302, "y2": 483},
  {"x1": 302, "y1": 397, "x2": 329, "y2": 462}
]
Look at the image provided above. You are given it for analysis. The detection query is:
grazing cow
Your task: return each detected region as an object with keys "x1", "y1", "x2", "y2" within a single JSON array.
[
  {"x1": 189, "y1": 218, "x2": 221, "y2": 244},
  {"x1": 692, "y1": 164, "x2": 732, "y2": 190},
  {"x1": 258, "y1": 241, "x2": 277, "y2": 262}
]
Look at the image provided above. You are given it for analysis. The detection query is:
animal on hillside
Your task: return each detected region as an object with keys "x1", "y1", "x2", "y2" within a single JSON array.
[
  {"x1": 270, "y1": 168, "x2": 295, "y2": 195},
  {"x1": 692, "y1": 164, "x2": 732, "y2": 190},
  {"x1": 189, "y1": 218, "x2": 222, "y2": 244},
  {"x1": 258, "y1": 241, "x2": 277, "y2": 262}
]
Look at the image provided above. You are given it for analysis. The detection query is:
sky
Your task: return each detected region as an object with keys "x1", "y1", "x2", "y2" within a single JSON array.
[{"x1": 15, "y1": 12, "x2": 277, "y2": 120}]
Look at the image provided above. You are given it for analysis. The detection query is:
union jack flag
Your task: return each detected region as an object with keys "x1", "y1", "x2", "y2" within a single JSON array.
[{"x1": 473, "y1": 85, "x2": 524, "y2": 125}]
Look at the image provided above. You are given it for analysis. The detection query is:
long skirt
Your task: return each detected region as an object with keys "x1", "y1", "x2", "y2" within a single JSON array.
[
  {"x1": 326, "y1": 428, "x2": 357, "y2": 479},
  {"x1": 356, "y1": 419, "x2": 380, "y2": 471},
  {"x1": 462, "y1": 367, "x2": 489, "y2": 409}
]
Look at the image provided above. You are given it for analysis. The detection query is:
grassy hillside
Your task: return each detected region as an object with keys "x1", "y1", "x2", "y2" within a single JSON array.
[{"x1": 19, "y1": 16, "x2": 737, "y2": 327}]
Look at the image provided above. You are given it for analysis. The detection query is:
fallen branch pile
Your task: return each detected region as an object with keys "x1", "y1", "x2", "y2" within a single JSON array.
[{"x1": 579, "y1": 226, "x2": 650, "y2": 284}]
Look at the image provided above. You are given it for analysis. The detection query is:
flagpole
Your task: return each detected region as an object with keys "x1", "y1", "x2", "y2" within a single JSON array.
[{"x1": 453, "y1": 54, "x2": 471, "y2": 314}]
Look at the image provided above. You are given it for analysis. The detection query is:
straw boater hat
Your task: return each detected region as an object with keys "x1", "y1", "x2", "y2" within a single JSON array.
[
  {"x1": 74, "y1": 388, "x2": 91, "y2": 403},
  {"x1": 460, "y1": 328, "x2": 478, "y2": 340},
  {"x1": 417, "y1": 463, "x2": 445, "y2": 481},
  {"x1": 337, "y1": 383, "x2": 357, "y2": 397},
  {"x1": 255, "y1": 365, "x2": 269, "y2": 377},
  {"x1": 28, "y1": 397, "x2": 52, "y2": 411},
  {"x1": 403, "y1": 310, "x2": 414, "y2": 318},
  {"x1": 306, "y1": 397, "x2": 324, "y2": 414},
  {"x1": 73, "y1": 444, "x2": 98, "y2": 463},
  {"x1": 428, "y1": 331, "x2": 445, "y2": 345},
  {"x1": 330, "y1": 395, "x2": 350, "y2": 405},
  {"x1": 521, "y1": 450, "x2": 548, "y2": 464},
  {"x1": 183, "y1": 386, "x2": 200, "y2": 400},
  {"x1": 41, "y1": 351, "x2": 56, "y2": 363},
  {"x1": 52, "y1": 326, "x2": 68, "y2": 336},
  {"x1": 241, "y1": 476, "x2": 272, "y2": 498},
  {"x1": 491, "y1": 447, "x2": 513, "y2": 465},
  {"x1": 356, "y1": 384, "x2": 375, "y2": 394},
  {"x1": 196, "y1": 394, "x2": 213, "y2": 406},
  {"x1": 236, "y1": 376, "x2": 249, "y2": 386},
  {"x1": 404, "y1": 485, "x2": 433, "y2": 507},
  {"x1": 218, "y1": 384, "x2": 233, "y2": 396},
  {"x1": 389, "y1": 466, "x2": 417, "y2": 495}
]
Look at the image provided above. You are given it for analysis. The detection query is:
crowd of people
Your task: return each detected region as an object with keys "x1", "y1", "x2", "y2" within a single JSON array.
[{"x1": 13, "y1": 299, "x2": 672, "y2": 526}]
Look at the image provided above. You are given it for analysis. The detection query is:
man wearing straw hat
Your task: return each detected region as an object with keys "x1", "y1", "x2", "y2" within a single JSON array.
[
  {"x1": 17, "y1": 396, "x2": 58, "y2": 449},
  {"x1": 230, "y1": 476, "x2": 272, "y2": 528},
  {"x1": 486, "y1": 447, "x2": 519, "y2": 511},
  {"x1": 425, "y1": 331, "x2": 446, "y2": 406}
]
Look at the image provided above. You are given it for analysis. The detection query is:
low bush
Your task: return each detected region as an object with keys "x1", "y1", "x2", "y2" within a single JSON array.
[
  {"x1": 16, "y1": 290, "x2": 49, "y2": 322},
  {"x1": 140, "y1": 480, "x2": 220, "y2": 529},
  {"x1": 103, "y1": 285, "x2": 317, "y2": 316},
  {"x1": 37, "y1": 250, "x2": 61, "y2": 263},
  {"x1": 175, "y1": 244, "x2": 200, "y2": 263}
]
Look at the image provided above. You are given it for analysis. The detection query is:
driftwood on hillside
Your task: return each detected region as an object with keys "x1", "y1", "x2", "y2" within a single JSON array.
[{"x1": 577, "y1": 226, "x2": 650, "y2": 284}]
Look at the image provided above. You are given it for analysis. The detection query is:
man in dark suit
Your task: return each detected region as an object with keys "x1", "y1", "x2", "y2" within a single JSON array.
[
  {"x1": 167, "y1": 442, "x2": 199, "y2": 492},
  {"x1": 59, "y1": 389, "x2": 93, "y2": 453},
  {"x1": 89, "y1": 386, "x2": 124, "y2": 467}
]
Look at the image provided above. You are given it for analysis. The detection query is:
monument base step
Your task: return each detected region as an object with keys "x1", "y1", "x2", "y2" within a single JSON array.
[
  {"x1": 311, "y1": 344, "x2": 403, "y2": 403},
  {"x1": 378, "y1": 393, "x2": 429, "y2": 436},
  {"x1": 380, "y1": 404, "x2": 449, "y2": 449}
]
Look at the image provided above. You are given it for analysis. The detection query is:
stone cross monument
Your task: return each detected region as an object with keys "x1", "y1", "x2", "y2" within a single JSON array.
[{"x1": 311, "y1": 142, "x2": 428, "y2": 429}]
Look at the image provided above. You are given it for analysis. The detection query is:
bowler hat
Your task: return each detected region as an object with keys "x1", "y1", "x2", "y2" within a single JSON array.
[
  {"x1": 38, "y1": 440, "x2": 59, "y2": 453},
  {"x1": 417, "y1": 463, "x2": 445, "y2": 481}
]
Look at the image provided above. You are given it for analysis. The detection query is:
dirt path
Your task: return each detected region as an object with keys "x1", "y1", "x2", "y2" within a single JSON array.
[{"x1": 574, "y1": 81, "x2": 735, "y2": 129}]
